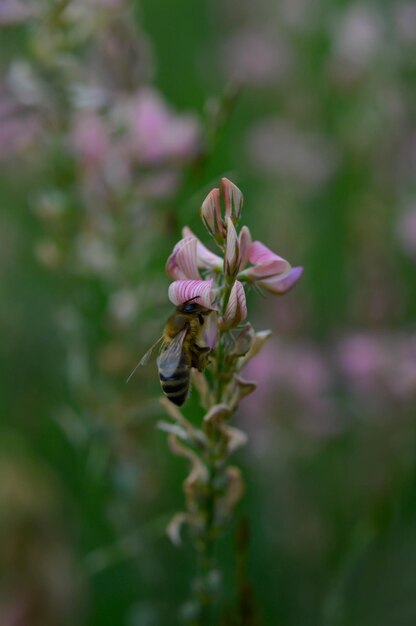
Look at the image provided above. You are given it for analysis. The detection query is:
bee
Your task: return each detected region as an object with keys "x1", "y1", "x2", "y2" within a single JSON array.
[{"x1": 128, "y1": 298, "x2": 212, "y2": 406}]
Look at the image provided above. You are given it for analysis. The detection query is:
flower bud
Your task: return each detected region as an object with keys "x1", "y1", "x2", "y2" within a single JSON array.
[
  {"x1": 238, "y1": 330, "x2": 272, "y2": 369},
  {"x1": 229, "y1": 323, "x2": 254, "y2": 357},
  {"x1": 224, "y1": 218, "x2": 241, "y2": 278},
  {"x1": 204, "y1": 403, "x2": 231, "y2": 428},
  {"x1": 167, "y1": 512, "x2": 188, "y2": 547},
  {"x1": 238, "y1": 225, "x2": 252, "y2": 270},
  {"x1": 200, "y1": 187, "x2": 225, "y2": 243},
  {"x1": 222, "y1": 281, "x2": 247, "y2": 329},
  {"x1": 229, "y1": 374, "x2": 257, "y2": 410},
  {"x1": 222, "y1": 178, "x2": 243, "y2": 225}
]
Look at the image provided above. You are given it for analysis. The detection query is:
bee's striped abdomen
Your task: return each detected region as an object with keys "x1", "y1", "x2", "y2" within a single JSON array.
[{"x1": 159, "y1": 361, "x2": 190, "y2": 406}]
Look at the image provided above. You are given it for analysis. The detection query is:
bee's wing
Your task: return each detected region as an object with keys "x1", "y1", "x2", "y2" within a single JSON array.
[
  {"x1": 157, "y1": 329, "x2": 187, "y2": 379},
  {"x1": 126, "y1": 336, "x2": 165, "y2": 383}
]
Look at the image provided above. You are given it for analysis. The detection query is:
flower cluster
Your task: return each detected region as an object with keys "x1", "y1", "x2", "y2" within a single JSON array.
[
  {"x1": 166, "y1": 177, "x2": 303, "y2": 329},
  {"x1": 159, "y1": 179, "x2": 303, "y2": 620}
]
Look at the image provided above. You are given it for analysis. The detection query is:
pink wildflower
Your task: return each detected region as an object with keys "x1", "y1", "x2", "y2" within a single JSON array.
[
  {"x1": 166, "y1": 237, "x2": 200, "y2": 281},
  {"x1": 182, "y1": 227, "x2": 223, "y2": 271}
]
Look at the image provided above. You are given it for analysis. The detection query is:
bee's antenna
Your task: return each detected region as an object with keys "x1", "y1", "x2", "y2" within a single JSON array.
[
  {"x1": 183, "y1": 296, "x2": 199, "y2": 305},
  {"x1": 126, "y1": 361, "x2": 141, "y2": 384}
]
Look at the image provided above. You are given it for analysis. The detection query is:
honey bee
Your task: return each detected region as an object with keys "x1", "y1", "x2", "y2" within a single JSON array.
[{"x1": 128, "y1": 298, "x2": 212, "y2": 406}]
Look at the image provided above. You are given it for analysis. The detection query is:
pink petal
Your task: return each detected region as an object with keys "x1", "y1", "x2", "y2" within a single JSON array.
[
  {"x1": 223, "y1": 281, "x2": 247, "y2": 328},
  {"x1": 182, "y1": 227, "x2": 223, "y2": 270},
  {"x1": 222, "y1": 178, "x2": 244, "y2": 223},
  {"x1": 247, "y1": 240, "x2": 290, "y2": 278},
  {"x1": 168, "y1": 279, "x2": 215, "y2": 309},
  {"x1": 175, "y1": 237, "x2": 200, "y2": 279},
  {"x1": 258, "y1": 266, "x2": 303, "y2": 295},
  {"x1": 238, "y1": 225, "x2": 252, "y2": 271},
  {"x1": 203, "y1": 311, "x2": 220, "y2": 349},
  {"x1": 166, "y1": 237, "x2": 200, "y2": 280}
]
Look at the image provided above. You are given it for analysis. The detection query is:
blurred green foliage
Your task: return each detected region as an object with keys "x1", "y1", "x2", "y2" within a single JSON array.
[{"x1": 1, "y1": 0, "x2": 416, "y2": 625}]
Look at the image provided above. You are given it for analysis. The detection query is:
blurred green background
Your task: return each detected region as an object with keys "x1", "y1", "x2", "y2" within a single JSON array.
[{"x1": 1, "y1": 0, "x2": 416, "y2": 625}]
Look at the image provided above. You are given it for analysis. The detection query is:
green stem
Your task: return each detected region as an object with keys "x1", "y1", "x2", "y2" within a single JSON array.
[{"x1": 185, "y1": 285, "x2": 236, "y2": 625}]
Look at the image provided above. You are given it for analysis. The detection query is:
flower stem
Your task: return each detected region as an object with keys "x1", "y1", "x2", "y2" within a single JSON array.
[{"x1": 187, "y1": 345, "x2": 231, "y2": 625}]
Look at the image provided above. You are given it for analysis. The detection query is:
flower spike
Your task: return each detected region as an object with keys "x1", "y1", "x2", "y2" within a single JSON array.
[{"x1": 161, "y1": 177, "x2": 303, "y2": 613}]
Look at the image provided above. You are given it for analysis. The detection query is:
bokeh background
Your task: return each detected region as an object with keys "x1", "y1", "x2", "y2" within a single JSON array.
[{"x1": 1, "y1": 0, "x2": 416, "y2": 625}]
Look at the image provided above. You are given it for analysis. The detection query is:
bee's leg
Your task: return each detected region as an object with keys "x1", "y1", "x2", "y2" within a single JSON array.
[{"x1": 191, "y1": 345, "x2": 211, "y2": 371}]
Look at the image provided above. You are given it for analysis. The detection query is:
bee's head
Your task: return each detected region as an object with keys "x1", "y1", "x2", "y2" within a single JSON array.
[{"x1": 177, "y1": 297, "x2": 210, "y2": 316}]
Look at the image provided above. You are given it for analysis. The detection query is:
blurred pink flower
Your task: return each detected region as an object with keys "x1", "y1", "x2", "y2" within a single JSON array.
[
  {"x1": 221, "y1": 30, "x2": 292, "y2": 86},
  {"x1": 395, "y1": 3, "x2": 416, "y2": 44},
  {"x1": 124, "y1": 88, "x2": 201, "y2": 165},
  {"x1": 396, "y1": 207, "x2": 416, "y2": 260},
  {"x1": 391, "y1": 335, "x2": 416, "y2": 399},
  {"x1": 0, "y1": 0, "x2": 35, "y2": 24},
  {"x1": 246, "y1": 119, "x2": 338, "y2": 186},
  {"x1": 241, "y1": 340, "x2": 338, "y2": 440},
  {"x1": 138, "y1": 171, "x2": 179, "y2": 199},
  {"x1": 337, "y1": 333, "x2": 387, "y2": 391},
  {"x1": 337, "y1": 331, "x2": 416, "y2": 404},
  {"x1": 332, "y1": 5, "x2": 382, "y2": 70},
  {"x1": 71, "y1": 112, "x2": 110, "y2": 173},
  {"x1": 245, "y1": 340, "x2": 331, "y2": 401},
  {"x1": 0, "y1": 89, "x2": 41, "y2": 160},
  {"x1": 92, "y1": 0, "x2": 126, "y2": 6}
]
